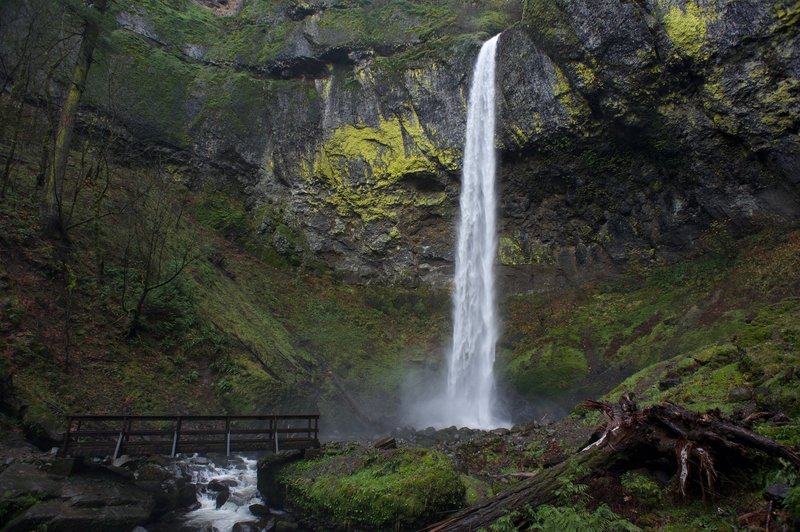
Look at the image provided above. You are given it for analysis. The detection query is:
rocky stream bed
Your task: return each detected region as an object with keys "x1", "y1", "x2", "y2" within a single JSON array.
[{"x1": 4, "y1": 402, "x2": 795, "y2": 531}]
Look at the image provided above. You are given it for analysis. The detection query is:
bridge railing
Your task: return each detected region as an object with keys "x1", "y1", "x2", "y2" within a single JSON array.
[{"x1": 61, "y1": 414, "x2": 320, "y2": 458}]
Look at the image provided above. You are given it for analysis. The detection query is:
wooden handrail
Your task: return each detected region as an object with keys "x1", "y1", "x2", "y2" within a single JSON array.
[
  {"x1": 66, "y1": 414, "x2": 320, "y2": 422},
  {"x1": 62, "y1": 414, "x2": 321, "y2": 458}
]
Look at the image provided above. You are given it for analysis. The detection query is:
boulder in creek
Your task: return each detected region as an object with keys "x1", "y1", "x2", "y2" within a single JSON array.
[
  {"x1": 1, "y1": 466, "x2": 156, "y2": 532},
  {"x1": 249, "y1": 503, "x2": 271, "y2": 517},
  {"x1": 215, "y1": 487, "x2": 231, "y2": 509}
]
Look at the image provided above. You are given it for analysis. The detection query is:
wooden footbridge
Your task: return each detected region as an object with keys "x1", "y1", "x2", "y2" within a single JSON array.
[{"x1": 61, "y1": 414, "x2": 320, "y2": 458}]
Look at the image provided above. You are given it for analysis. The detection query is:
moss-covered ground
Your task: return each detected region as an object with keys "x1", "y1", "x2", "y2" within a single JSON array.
[
  {"x1": 277, "y1": 445, "x2": 465, "y2": 529},
  {"x1": 499, "y1": 225, "x2": 800, "y2": 425}
]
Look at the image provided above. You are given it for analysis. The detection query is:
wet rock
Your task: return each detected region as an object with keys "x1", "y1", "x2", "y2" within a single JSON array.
[
  {"x1": 113, "y1": 455, "x2": 137, "y2": 468},
  {"x1": 136, "y1": 463, "x2": 173, "y2": 482},
  {"x1": 658, "y1": 378, "x2": 680, "y2": 391},
  {"x1": 178, "y1": 483, "x2": 198, "y2": 507},
  {"x1": 770, "y1": 413, "x2": 790, "y2": 424},
  {"x1": 47, "y1": 457, "x2": 78, "y2": 477},
  {"x1": 729, "y1": 387, "x2": 752, "y2": 401},
  {"x1": 206, "y1": 452, "x2": 230, "y2": 464},
  {"x1": 129, "y1": 479, "x2": 177, "y2": 512},
  {"x1": 249, "y1": 503, "x2": 272, "y2": 517},
  {"x1": 3, "y1": 468, "x2": 157, "y2": 532},
  {"x1": 256, "y1": 450, "x2": 304, "y2": 507},
  {"x1": 6, "y1": 496, "x2": 154, "y2": 532},
  {"x1": 11, "y1": 0, "x2": 793, "y2": 295},
  {"x1": 232, "y1": 521, "x2": 264, "y2": 532},
  {"x1": 275, "y1": 520, "x2": 299, "y2": 531},
  {"x1": 764, "y1": 483, "x2": 790, "y2": 506},
  {"x1": 0, "y1": 462, "x2": 62, "y2": 499},
  {"x1": 22, "y1": 421, "x2": 62, "y2": 452},
  {"x1": 215, "y1": 488, "x2": 230, "y2": 509},
  {"x1": 286, "y1": 2, "x2": 317, "y2": 21},
  {"x1": 374, "y1": 437, "x2": 397, "y2": 450},
  {"x1": 207, "y1": 479, "x2": 228, "y2": 492},
  {"x1": 102, "y1": 464, "x2": 135, "y2": 480},
  {"x1": 145, "y1": 455, "x2": 172, "y2": 467}
]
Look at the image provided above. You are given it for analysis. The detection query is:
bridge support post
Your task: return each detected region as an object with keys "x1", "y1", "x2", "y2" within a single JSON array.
[
  {"x1": 226, "y1": 417, "x2": 231, "y2": 457},
  {"x1": 113, "y1": 417, "x2": 127, "y2": 460},
  {"x1": 274, "y1": 415, "x2": 279, "y2": 453},
  {"x1": 62, "y1": 417, "x2": 73, "y2": 457},
  {"x1": 171, "y1": 416, "x2": 182, "y2": 457}
]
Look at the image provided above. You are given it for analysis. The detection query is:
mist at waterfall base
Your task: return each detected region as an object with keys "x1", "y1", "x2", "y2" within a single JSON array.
[{"x1": 404, "y1": 34, "x2": 509, "y2": 430}]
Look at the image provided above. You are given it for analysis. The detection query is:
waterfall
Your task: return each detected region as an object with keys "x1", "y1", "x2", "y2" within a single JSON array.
[{"x1": 445, "y1": 34, "x2": 505, "y2": 429}]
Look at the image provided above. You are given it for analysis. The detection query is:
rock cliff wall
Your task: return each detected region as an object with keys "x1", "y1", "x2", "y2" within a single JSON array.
[{"x1": 70, "y1": 0, "x2": 800, "y2": 289}]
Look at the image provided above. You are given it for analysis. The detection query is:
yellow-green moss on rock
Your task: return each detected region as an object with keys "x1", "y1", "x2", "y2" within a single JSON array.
[
  {"x1": 759, "y1": 78, "x2": 800, "y2": 133},
  {"x1": 499, "y1": 236, "x2": 528, "y2": 266},
  {"x1": 605, "y1": 297, "x2": 800, "y2": 416},
  {"x1": 572, "y1": 61, "x2": 598, "y2": 89},
  {"x1": 308, "y1": 114, "x2": 458, "y2": 221},
  {"x1": 773, "y1": 0, "x2": 800, "y2": 30},
  {"x1": 553, "y1": 67, "x2": 591, "y2": 122},
  {"x1": 659, "y1": 1, "x2": 716, "y2": 62}
]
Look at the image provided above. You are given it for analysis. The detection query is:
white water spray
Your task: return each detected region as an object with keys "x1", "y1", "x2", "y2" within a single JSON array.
[{"x1": 444, "y1": 34, "x2": 505, "y2": 429}]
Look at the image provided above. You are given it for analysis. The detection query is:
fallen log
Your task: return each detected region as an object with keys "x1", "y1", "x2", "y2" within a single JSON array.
[{"x1": 424, "y1": 394, "x2": 799, "y2": 531}]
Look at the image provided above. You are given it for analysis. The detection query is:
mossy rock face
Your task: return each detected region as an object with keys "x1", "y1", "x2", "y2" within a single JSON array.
[
  {"x1": 35, "y1": 0, "x2": 800, "y2": 288},
  {"x1": 278, "y1": 447, "x2": 465, "y2": 529},
  {"x1": 606, "y1": 297, "x2": 800, "y2": 417},
  {"x1": 502, "y1": 343, "x2": 589, "y2": 398}
]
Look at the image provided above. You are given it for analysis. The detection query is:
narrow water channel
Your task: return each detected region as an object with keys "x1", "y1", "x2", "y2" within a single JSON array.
[{"x1": 151, "y1": 454, "x2": 287, "y2": 532}]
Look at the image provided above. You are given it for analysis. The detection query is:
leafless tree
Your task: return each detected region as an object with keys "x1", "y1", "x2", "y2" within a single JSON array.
[{"x1": 119, "y1": 162, "x2": 196, "y2": 336}]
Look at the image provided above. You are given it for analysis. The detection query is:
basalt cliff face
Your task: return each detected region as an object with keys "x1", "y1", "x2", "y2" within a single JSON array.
[{"x1": 74, "y1": 0, "x2": 800, "y2": 289}]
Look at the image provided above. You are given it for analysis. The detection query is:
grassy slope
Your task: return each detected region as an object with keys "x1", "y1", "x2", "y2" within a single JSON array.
[
  {"x1": 0, "y1": 131, "x2": 451, "y2": 432},
  {"x1": 499, "y1": 226, "x2": 800, "y2": 427}
]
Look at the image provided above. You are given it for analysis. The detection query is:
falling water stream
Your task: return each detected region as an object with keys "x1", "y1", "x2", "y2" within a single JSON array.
[{"x1": 444, "y1": 34, "x2": 506, "y2": 429}]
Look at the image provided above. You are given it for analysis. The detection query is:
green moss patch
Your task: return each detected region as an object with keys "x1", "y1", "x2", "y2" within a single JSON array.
[
  {"x1": 503, "y1": 343, "x2": 589, "y2": 397},
  {"x1": 501, "y1": 227, "x2": 800, "y2": 412},
  {"x1": 279, "y1": 447, "x2": 465, "y2": 529},
  {"x1": 605, "y1": 298, "x2": 800, "y2": 416},
  {"x1": 307, "y1": 114, "x2": 457, "y2": 221}
]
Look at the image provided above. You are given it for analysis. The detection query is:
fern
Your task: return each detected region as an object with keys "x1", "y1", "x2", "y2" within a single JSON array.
[
  {"x1": 487, "y1": 511, "x2": 520, "y2": 531},
  {"x1": 527, "y1": 504, "x2": 641, "y2": 532},
  {"x1": 553, "y1": 461, "x2": 591, "y2": 504}
]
